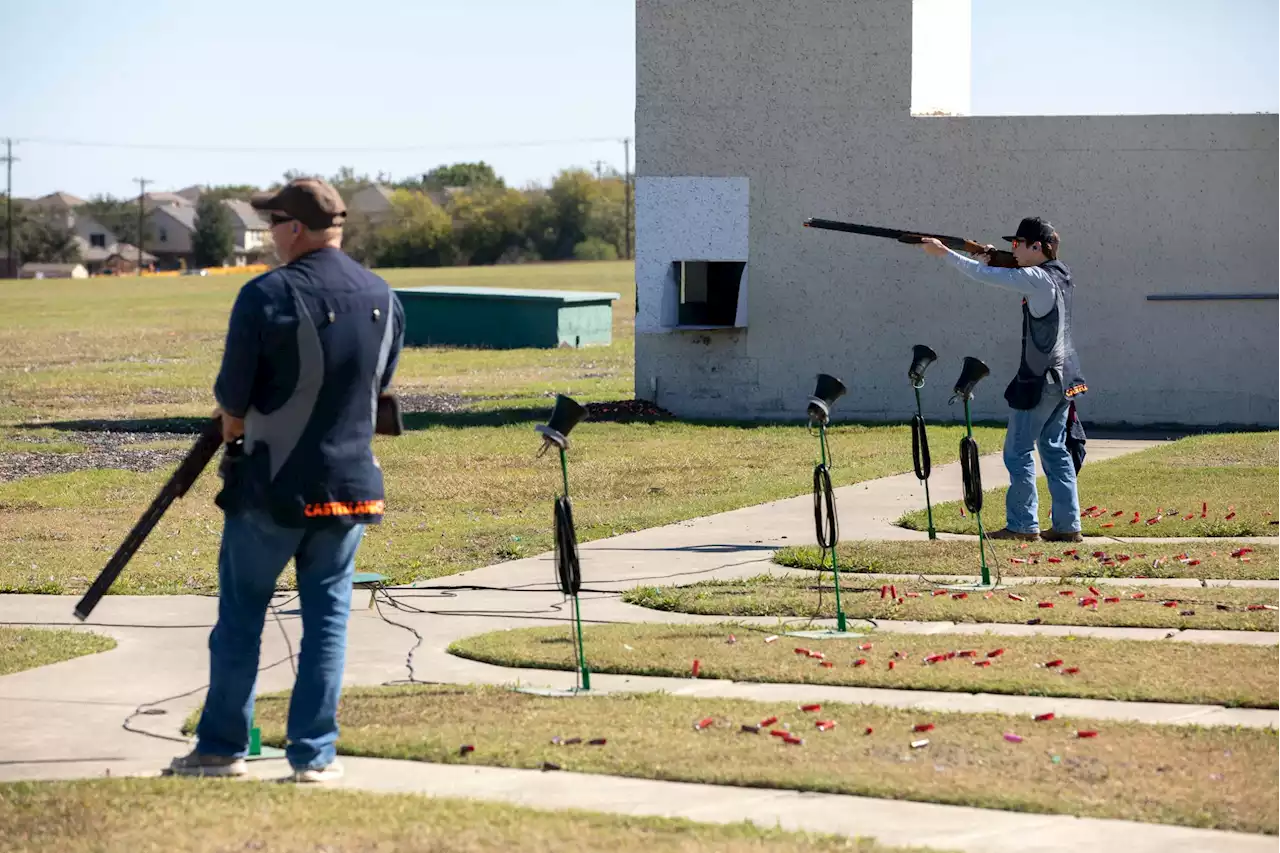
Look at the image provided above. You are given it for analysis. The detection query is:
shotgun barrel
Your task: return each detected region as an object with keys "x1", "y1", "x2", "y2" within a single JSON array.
[
  {"x1": 803, "y1": 218, "x2": 1018, "y2": 268},
  {"x1": 73, "y1": 416, "x2": 225, "y2": 621}
]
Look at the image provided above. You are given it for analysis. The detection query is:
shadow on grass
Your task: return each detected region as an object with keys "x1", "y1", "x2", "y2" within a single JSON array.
[{"x1": 16, "y1": 417, "x2": 210, "y2": 435}]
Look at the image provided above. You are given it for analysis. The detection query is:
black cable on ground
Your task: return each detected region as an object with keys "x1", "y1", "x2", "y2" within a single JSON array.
[{"x1": 911, "y1": 414, "x2": 931, "y2": 481}]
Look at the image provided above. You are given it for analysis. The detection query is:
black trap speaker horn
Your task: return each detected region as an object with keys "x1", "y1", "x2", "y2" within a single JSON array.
[
  {"x1": 952, "y1": 356, "x2": 990, "y2": 401},
  {"x1": 536, "y1": 394, "x2": 587, "y2": 452},
  {"x1": 806, "y1": 374, "x2": 847, "y2": 425},
  {"x1": 908, "y1": 345, "x2": 938, "y2": 387},
  {"x1": 533, "y1": 393, "x2": 591, "y2": 692},
  {"x1": 907, "y1": 344, "x2": 939, "y2": 539}
]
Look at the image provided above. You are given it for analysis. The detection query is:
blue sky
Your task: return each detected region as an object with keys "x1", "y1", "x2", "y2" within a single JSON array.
[{"x1": 1, "y1": 0, "x2": 1275, "y2": 200}]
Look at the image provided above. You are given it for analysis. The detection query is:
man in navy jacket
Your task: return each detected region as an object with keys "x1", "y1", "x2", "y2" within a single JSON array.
[{"x1": 169, "y1": 177, "x2": 404, "y2": 782}]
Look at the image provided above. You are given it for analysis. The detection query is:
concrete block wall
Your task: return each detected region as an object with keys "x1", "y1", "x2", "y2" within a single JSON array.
[{"x1": 634, "y1": 0, "x2": 1279, "y2": 427}]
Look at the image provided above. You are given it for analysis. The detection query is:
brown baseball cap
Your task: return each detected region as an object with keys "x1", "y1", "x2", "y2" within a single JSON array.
[{"x1": 250, "y1": 177, "x2": 347, "y2": 230}]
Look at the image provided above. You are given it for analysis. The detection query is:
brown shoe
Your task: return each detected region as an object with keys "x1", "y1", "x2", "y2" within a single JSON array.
[
  {"x1": 1040, "y1": 529, "x2": 1084, "y2": 543},
  {"x1": 986, "y1": 528, "x2": 1040, "y2": 542}
]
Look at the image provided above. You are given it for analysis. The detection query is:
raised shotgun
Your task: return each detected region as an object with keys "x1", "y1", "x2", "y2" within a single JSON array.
[{"x1": 803, "y1": 218, "x2": 1019, "y2": 268}]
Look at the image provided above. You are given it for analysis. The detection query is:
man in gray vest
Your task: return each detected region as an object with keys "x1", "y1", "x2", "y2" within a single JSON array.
[{"x1": 919, "y1": 217, "x2": 1087, "y2": 543}]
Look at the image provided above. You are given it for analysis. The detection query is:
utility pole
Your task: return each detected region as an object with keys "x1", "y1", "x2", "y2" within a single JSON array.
[
  {"x1": 133, "y1": 177, "x2": 150, "y2": 276},
  {"x1": 591, "y1": 159, "x2": 606, "y2": 180},
  {"x1": 622, "y1": 137, "x2": 632, "y2": 261},
  {"x1": 2, "y1": 139, "x2": 16, "y2": 279}
]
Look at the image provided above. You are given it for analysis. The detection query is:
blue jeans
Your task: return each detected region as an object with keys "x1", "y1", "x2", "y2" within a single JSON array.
[
  {"x1": 195, "y1": 508, "x2": 364, "y2": 771},
  {"x1": 1003, "y1": 391, "x2": 1080, "y2": 534}
]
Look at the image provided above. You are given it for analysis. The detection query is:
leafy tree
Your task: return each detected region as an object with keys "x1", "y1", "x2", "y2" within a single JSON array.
[
  {"x1": 199, "y1": 185, "x2": 260, "y2": 203},
  {"x1": 192, "y1": 196, "x2": 235, "y2": 267},
  {"x1": 447, "y1": 187, "x2": 534, "y2": 265},
  {"x1": 572, "y1": 236, "x2": 619, "y2": 261},
  {"x1": 364, "y1": 190, "x2": 453, "y2": 268},
  {"x1": 0, "y1": 201, "x2": 82, "y2": 266}
]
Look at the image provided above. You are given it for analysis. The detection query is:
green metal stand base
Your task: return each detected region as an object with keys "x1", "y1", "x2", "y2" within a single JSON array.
[
  {"x1": 783, "y1": 627, "x2": 872, "y2": 640},
  {"x1": 512, "y1": 686, "x2": 592, "y2": 697},
  {"x1": 247, "y1": 727, "x2": 286, "y2": 761}
]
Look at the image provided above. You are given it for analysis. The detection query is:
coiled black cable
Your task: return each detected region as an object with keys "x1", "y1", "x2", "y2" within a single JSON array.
[
  {"x1": 911, "y1": 414, "x2": 931, "y2": 481},
  {"x1": 553, "y1": 495, "x2": 582, "y2": 595},
  {"x1": 812, "y1": 463, "x2": 838, "y2": 552},
  {"x1": 960, "y1": 436, "x2": 983, "y2": 514}
]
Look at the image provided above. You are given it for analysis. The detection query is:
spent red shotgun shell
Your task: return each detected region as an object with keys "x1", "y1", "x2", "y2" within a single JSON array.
[
  {"x1": 1044, "y1": 659, "x2": 1064, "y2": 668},
  {"x1": 794, "y1": 647, "x2": 809, "y2": 655},
  {"x1": 815, "y1": 720, "x2": 836, "y2": 731},
  {"x1": 759, "y1": 716, "x2": 779, "y2": 727},
  {"x1": 1088, "y1": 586, "x2": 1102, "y2": 596},
  {"x1": 913, "y1": 723, "x2": 935, "y2": 732},
  {"x1": 932, "y1": 589, "x2": 948, "y2": 597},
  {"x1": 1038, "y1": 602, "x2": 1055, "y2": 609},
  {"x1": 1034, "y1": 712, "x2": 1055, "y2": 722},
  {"x1": 987, "y1": 648, "x2": 1006, "y2": 657},
  {"x1": 858, "y1": 643, "x2": 873, "y2": 651},
  {"x1": 691, "y1": 660, "x2": 701, "y2": 677},
  {"x1": 1059, "y1": 590, "x2": 1075, "y2": 596},
  {"x1": 800, "y1": 703, "x2": 821, "y2": 712},
  {"x1": 864, "y1": 726, "x2": 874, "y2": 735},
  {"x1": 459, "y1": 744, "x2": 475, "y2": 755},
  {"x1": 853, "y1": 658, "x2": 867, "y2": 667},
  {"x1": 957, "y1": 650, "x2": 977, "y2": 658},
  {"x1": 769, "y1": 729, "x2": 789, "y2": 738},
  {"x1": 890, "y1": 585, "x2": 897, "y2": 599},
  {"x1": 888, "y1": 660, "x2": 896, "y2": 670},
  {"x1": 1063, "y1": 667, "x2": 1080, "y2": 675},
  {"x1": 1077, "y1": 730, "x2": 1100, "y2": 738},
  {"x1": 1104, "y1": 596, "x2": 1121, "y2": 603},
  {"x1": 973, "y1": 660, "x2": 992, "y2": 668},
  {"x1": 820, "y1": 661, "x2": 835, "y2": 668},
  {"x1": 952, "y1": 592, "x2": 968, "y2": 600},
  {"x1": 783, "y1": 735, "x2": 804, "y2": 745},
  {"x1": 588, "y1": 738, "x2": 607, "y2": 746},
  {"x1": 740, "y1": 724, "x2": 761, "y2": 734},
  {"x1": 694, "y1": 717, "x2": 714, "y2": 731}
]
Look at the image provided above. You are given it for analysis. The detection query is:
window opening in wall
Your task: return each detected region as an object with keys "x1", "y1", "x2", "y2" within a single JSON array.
[
  {"x1": 89, "y1": 233, "x2": 106, "y2": 248},
  {"x1": 675, "y1": 260, "x2": 744, "y2": 327}
]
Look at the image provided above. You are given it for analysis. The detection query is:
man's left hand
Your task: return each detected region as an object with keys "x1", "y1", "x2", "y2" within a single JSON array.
[
  {"x1": 918, "y1": 237, "x2": 949, "y2": 258},
  {"x1": 213, "y1": 407, "x2": 245, "y2": 444}
]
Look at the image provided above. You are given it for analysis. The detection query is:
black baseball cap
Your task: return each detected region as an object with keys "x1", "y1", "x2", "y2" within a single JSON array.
[
  {"x1": 251, "y1": 177, "x2": 347, "y2": 230},
  {"x1": 1003, "y1": 217, "x2": 1058, "y2": 245}
]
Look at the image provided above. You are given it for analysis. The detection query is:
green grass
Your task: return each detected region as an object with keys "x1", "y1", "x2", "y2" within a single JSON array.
[
  {"x1": 448, "y1": 623, "x2": 1280, "y2": 708},
  {"x1": 0, "y1": 627, "x2": 116, "y2": 676},
  {"x1": 622, "y1": 575, "x2": 1279, "y2": 631},
  {"x1": 0, "y1": 262, "x2": 1003, "y2": 593},
  {"x1": 247, "y1": 684, "x2": 1279, "y2": 834},
  {"x1": 773, "y1": 539, "x2": 1278, "y2": 580},
  {"x1": 897, "y1": 432, "x2": 1279, "y2": 538},
  {"x1": 0, "y1": 778, "x2": 934, "y2": 853}
]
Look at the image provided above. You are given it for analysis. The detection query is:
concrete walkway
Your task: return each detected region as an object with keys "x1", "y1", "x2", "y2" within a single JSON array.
[{"x1": 1, "y1": 439, "x2": 1276, "y2": 851}]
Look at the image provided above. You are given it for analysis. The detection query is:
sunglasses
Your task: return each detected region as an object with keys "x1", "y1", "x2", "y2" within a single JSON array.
[{"x1": 268, "y1": 212, "x2": 296, "y2": 226}]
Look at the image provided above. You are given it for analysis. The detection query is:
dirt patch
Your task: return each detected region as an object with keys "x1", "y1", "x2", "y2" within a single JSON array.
[
  {"x1": 0, "y1": 431, "x2": 191, "y2": 483},
  {"x1": 395, "y1": 392, "x2": 470, "y2": 413},
  {"x1": 585, "y1": 399, "x2": 674, "y2": 423}
]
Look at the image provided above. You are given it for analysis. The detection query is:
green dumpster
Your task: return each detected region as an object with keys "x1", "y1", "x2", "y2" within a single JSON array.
[{"x1": 393, "y1": 286, "x2": 621, "y2": 350}]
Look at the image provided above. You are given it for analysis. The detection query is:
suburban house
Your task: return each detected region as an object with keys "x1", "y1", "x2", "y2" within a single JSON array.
[
  {"x1": 145, "y1": 198, "x2": 271, "y2": 269},
  {"x1": 147, "y1": 204, "x2": 197, "y2": 270},
  {"x1": 222, "y1": 199, "x2": 271, "y2": 265},
  {"x1": 68, "y1": 213, "x2": 156, "y2": 275}
]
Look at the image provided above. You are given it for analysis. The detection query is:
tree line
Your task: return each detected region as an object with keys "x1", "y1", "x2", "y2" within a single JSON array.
[{"x1": 2, "y1": 161, "x2": 634, "y2": 271}]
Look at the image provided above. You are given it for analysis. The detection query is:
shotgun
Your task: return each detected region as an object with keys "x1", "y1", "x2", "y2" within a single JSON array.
[
  {"x1": 803, "y1": 218, "x2": 1019, "y2": 268},
  {"x1": 73, "y1": 416, "x2": 226, "y2": 621}
]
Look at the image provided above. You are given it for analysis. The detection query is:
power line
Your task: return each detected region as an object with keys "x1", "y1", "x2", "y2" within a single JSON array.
[{"x1": 5, "y1": 134, "x2": 630, "y2": 155}]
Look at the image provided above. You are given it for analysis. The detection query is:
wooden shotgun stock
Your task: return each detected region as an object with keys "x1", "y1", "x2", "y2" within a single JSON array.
[{"x1": 803, "y1": 218, "x2": 1020, "y2": 268}]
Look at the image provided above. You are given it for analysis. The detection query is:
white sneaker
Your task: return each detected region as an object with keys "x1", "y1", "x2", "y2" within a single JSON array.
[{"x1": 291, "y1": 760, "x2": 344, "y2": 783}]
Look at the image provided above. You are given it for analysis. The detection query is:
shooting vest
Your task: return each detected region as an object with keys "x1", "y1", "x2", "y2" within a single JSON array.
[
  {"x1": 1005, "y1": 260, "x2": 1087, "y2": 409},
  {"x1": 216, "y1": 248, "x2": 401, "y2": 528}
]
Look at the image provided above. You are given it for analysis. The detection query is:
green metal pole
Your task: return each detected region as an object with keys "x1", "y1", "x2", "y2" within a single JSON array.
[
  {"x1": 819, "y1": 425, "x2": 847, "y2": 632},
  {"x1": 914, "y1": 385, "x2": 937, "y2": 540},
  {"x1": 963, "y1": 399, "x2": 991, "y2": 586},
  {"x1": 560, "y1": 446, "x2": 590, "y2": 690}
]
